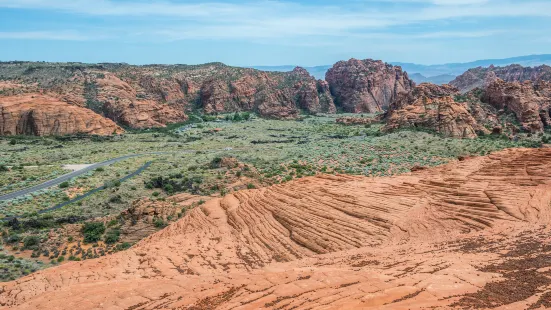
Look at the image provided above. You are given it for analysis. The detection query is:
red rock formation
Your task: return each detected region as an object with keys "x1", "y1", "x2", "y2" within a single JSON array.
[
  {"x1": 451, "y1": 64, "x2": 551, "y2": 93},
  {"x1": 325, "y1": 59, "x2": 415, "y2": 113},
  {"x1": 95, "y1": 73, "x2": 188, "y2": 128},
  {"x1": 383, "y1": 84, "x2": 486, "y2": 138},
  {"x1": 482, "y1": 79, "x2": 551, "y2": 133},
  {"x1": 200, "y1": 67, "x2": 336, "y2": 118},
  {"x1": 0, "y1": 94, "x2": 123, "y2": 136},
  {"x1": 3, "y1": 148, "x2": 551, "y2": 308},
  {"x1": 0, "y1": 62, "x2": 337, "y2": 128}
]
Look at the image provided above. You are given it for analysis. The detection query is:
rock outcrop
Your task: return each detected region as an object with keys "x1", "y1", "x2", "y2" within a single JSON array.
[
  {"x1": 325, "y1": 59, "x2": 415, "y2": 113},
  {"x1": 95, "y1": 73, "x2": 188, "y2": 128},
  {"x1": 450, "y1": 64, "x2": 551, "y2": 93},
  {"x1": 383, "y1": 84, "x2": 486, "y2": 138},
  {"x1": 0, "y1": 62, "x2": 337, "y2": 131},
  {"x1": 0, "y1": 94, "x2": 123, "y2": 136},
  {"x1": 200, "y1": 67, "x2": 336, "y2": 118},
  {"x1": 482, "y1": 79, "x2": 551, "y2": 133},
  {"x1": 3, "y1": 148, "x2": 551, "y2": 308}
]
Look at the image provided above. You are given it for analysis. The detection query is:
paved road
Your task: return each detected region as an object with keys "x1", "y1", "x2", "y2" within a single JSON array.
[
  {"x1": 0, "y1": 148, "x2": 240, "y2": 202},
  {"x1": 0, "y1": 154, "x2": 141, "y2": 201}
]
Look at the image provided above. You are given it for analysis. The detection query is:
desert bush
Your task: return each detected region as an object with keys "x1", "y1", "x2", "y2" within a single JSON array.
[
  {"x1": 104, "y1": 229, "x2": 120, "y2": 244},
  {"x1": 23, "y1": 236, "x2": 40, "y2": 249},
  {"x1": 81, "y1": 222, "x2": 105, "y2": 243}
]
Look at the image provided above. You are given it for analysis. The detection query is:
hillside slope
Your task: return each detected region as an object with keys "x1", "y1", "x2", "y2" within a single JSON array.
[{"x1": 2, "y1": 148, "x2": 551, "y2": 309}]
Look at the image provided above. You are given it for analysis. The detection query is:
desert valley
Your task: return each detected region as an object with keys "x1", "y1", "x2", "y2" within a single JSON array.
[{"x1": 0, "y1": 56, "x2": 550, "y2": 309}]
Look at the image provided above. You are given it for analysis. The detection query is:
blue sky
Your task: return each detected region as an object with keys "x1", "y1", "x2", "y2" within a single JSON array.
[{"x1": 0, "y1": 0, "x2": 550, "y2": 66}]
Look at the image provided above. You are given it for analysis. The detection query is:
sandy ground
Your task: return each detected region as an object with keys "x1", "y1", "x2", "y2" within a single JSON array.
[
  {"x1": 61, "y1": 164, "x2": 94, "y2": 171},
  {"x1": 2, "y1": 148, "x2": 551, "y2": 309}
]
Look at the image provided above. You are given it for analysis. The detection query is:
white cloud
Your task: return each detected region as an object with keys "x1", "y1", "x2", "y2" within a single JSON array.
[
  {"x1": 0, "y1": 31, "x2": 89, "y2": 41},
  {"x1": 0, "y1": 0, "x2": 549, "y2": 42}
]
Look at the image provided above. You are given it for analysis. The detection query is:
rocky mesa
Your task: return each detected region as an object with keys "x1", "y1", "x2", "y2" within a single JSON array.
[
  {"x1": 0, "y1": 62, "x2": 336, "y2": 132},
  {"x1": 0, "y1": 94, "x2": 123, "y2": 136},
  {"x1": 450, "y1": 64, "x2": 551, "y2": 93},
  {"x1": 383, "y1": 83, "x2": 487, "y2": 138}
]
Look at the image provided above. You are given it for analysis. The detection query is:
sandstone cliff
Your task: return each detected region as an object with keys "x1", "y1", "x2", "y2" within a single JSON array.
[
  {"x1": 0, "y1": 94, "x2": 123, "y2": 136},
  {"x1": 482, "y1": 79, "x2": 551, "y2": 133},
  {"x1": 450, "y1": 64, "x2": 551, "y2": 93},
  {"x1": 200, "y1": 67, "x2": 335, "y2": 118},
  {"x1": 383, "y1": 84, "x2": 486, "y2": 138},
  {"x1": 325, "y1": 59, "x2": 415, "y2": 113},
  {"x1": 0, "y1": 62, "x2": 336, "y2": 131}
]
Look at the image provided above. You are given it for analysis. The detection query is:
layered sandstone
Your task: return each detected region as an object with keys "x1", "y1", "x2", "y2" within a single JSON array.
[
  {"x1": 0, "y1": 62, "x2": 336, "y2": 130},
  {"x1": 325, "y1": 59, "x2": 415, "y2": 113},
  {"x1": 451, "y1": 64, "x2": 551, "y2": 93},
  {"x1": 200, "y1": 67, "x2": 336, "y2": 118},
  {"x1": 482, "y1": 79, "x2": 551, "y2": 133},
  {"x1": 0, "y1": 94, "x2": 123, "y2": 136},
  {"x1": 383, "y1": 84, "x2": 486, "y2": 138},
  {"x1": 3, "y1": 148, "x2": 551, "y2": 309},
  {"x1": 95, "y1": 73, "x2": 188, "y2": 128}
]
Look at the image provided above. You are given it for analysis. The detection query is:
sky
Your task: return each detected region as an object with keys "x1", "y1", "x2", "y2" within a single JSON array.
[{"x1": 0, "y1": 0, "x2": 550, "y2": 66}]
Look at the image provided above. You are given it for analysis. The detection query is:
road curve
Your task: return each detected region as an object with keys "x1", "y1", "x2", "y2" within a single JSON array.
[{"x1": 0, "y1": 154, "x2": 141, "y2": 201}]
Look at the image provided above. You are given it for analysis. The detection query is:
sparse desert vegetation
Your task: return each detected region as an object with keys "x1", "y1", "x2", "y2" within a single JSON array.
[{"x1": 0, "y1": 113, "x2": 544, "y2": 281}]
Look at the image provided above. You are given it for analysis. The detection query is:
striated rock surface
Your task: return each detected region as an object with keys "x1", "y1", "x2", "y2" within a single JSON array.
[
  {"x1": 383, "y1": 84, "x2": 486, "y2": 138},
  {"x1": 0, "y1": 94, "x2": 123, "y2": 136},
  {"x1": 325, "y1": 59, "x2": 415, "y2": 113},
  {"x1": 94, "y1": 73, "x2": 188, "y2": 128},
  {"x1": 482, "y1": 79, "x2": 551, "y2": 133},
  {"x1": 3, "y1": 148, "x2": 551, "y2": 308},
  {"x1": 450, "y1": 64, "x2": 551, "y2": 93}
]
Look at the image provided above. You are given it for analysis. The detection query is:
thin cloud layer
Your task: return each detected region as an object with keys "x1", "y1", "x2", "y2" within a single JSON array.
[{"x1": 0, "y1": 0, "x2": 549, "y2": 65}]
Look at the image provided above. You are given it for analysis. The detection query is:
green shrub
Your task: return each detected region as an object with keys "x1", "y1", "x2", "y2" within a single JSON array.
[
  {"x1": 23, "y1": 236, "x2": 40, "y2": 249},
  {"x1": 104, "y1": 229, "x2": 120, "y2": 244},
  {"x1": 247, "y1": 183, "x2": 256, "y2": 189},
  {"x1": 115, "y1": 242, "x2": 132, "y2": 251},
  {"x1": 59, "y1": 181, "x2": 70, "y2": 188},
  {"x1": 163, "y1": 183, "x2": 174, "y2": 194},
  {"x1": 209, "y1": 157, "x2": 223, "y2": 169},
  {"x1": 81, "y1": 222, "x2": 105, "y2": 243},
  {"x1": 154, "y1": 218, "x2": 167, "y2": 228},
  {"x1": 57, "y1": 256, "x2": 65, "y2": 263},
  {"x1": 6, "y1": 234, "x2": 21, "y2": 244},
  {"x1": 109, "y1": 195, "x2": 123, "y2": 203}
]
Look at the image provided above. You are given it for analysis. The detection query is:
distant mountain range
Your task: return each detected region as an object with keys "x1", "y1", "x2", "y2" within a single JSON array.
[{"x1": 253, "y1": 54, "x2": 551, "y2": 85}]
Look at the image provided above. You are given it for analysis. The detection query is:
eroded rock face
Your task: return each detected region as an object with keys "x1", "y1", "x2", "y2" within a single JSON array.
[
  {"x1": 0, "y1": 62, "x2": 336, "y2": 129},
  {"x1": 383, "y1": 84, "x2": 486, "y2": 138},
  {"x1": 451, "y1": 64, "x2": 551, "y2": 93},
  {"x1": 482, "y1": 79, "x2": 551, "y2": 133},
  {"x1": 0, "y1": 94, "x2": 123, "y2": 136},
  {"x1": 200, "y1": 67, "x2": 336, "y2": 118},
  {"x1": 3, "y1": 148, "x2": 551, "y2": 309},
  {"x1": 325, "y1": 59, "x2": 415, "y2": 113}
]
